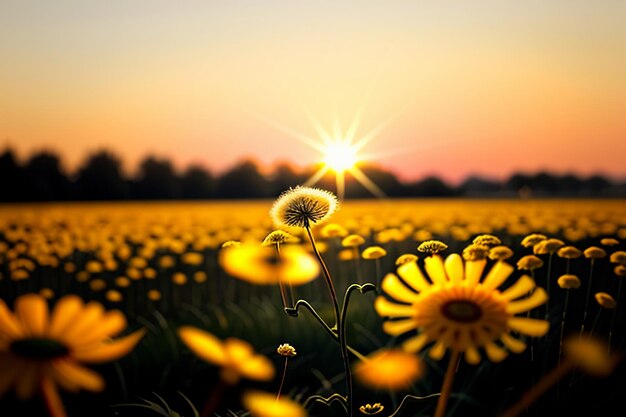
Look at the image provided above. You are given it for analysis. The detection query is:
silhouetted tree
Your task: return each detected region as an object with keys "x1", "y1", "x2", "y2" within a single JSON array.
[
  {"x1": 0, "y1": 148, "x2": 29, "y2": 202},
  {"x1": 407, "y1": 176, "x2": 456, "y2": 197},
  {"x1": 458, "y1": 176, "x2": 503, "y2": 196},
  {"x1": 133, "y1": 156, "x2": 181, "y2": 200},
  {"x1": 216, "y1": 159, "x2": 270, "y2": 198},
  {"x1": 24, "y1": 151, "x2": 71, "y2": 201},
  {"x1": 75, "y1": 150, "x2": 128, "y2": 200},
  {"x1": 269, "y1": 162, "x2": 302, "y2": 196},
  {"x1": 180, "y1": 165, "x2": 214, "y2": 199}
]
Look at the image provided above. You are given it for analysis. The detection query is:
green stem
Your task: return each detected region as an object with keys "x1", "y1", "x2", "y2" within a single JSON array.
[
  {"x1": 276, "y1": 357, "x2": 289, "y2": 400},
  {"x1": 434, "y1": 350, "x2": 460, "y2": 417}
]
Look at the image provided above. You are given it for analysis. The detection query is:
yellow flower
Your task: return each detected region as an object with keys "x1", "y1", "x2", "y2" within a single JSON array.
[
  {"x1": 219, "y1": 243, "x2": 319, "y2": 285},
  {"x1": 609, "y1": 251, "x2": 626, "y2": 265},
  {"x1": 361, "y1": 246, "x2": 387, "y2": 260},
  {"x1": 242, "y1": 390, "x2": 307, "y2": 417},
  {"x1": 584, "y1": 246, "x2": 607, "y2": 259},
  {"x1": 270, "y1": 186, "x2": 338, "y2": 229},
  {"x1": 594, "y1": 292, "x2": 617, "y2": 309},
  {"x1": 105, "y1": 290, "x2": 123, "y2": 302},
  {"x1": 193, "y1": 271, "x2": 208, "y2": 283},
  {"x1": 563, "y1": 335, "x2": 618, "y2": 377},
  {"x1": 417, "y1": 240, "x2": 448, "y2": 255},
  {"x1": 557, "y1": 246, "x2": 582, "y2": 259},
  {"x1": 516, "y1": 255, "x2": 544, "y2": 271},
  {"x1": 172, "y1": 272, "x2": 188, "y2": 285},
  {"x1": 359, "y1": 403, "x2": 385, "y2": 415},
  {"x1": 521, "y1": 233, "x2": 547, "y2": 248},
  {"x1": 557, "y1": 274, "x2": 581, "y2": 289},
  {"x1": 221, "y1": 240, "x2": 241, "y2": 249},
  {"x1": 488, "y1": 246, "x2": 514, "y2": 261},
  {"x1": 147, "y1": 289, "x2": 161, "y2": 301},
  {"x1": 342, "y1": 234, "x2": 366, "y2": 248},
  {"x1": 614, "y1": 264, "x2": 626, "y2": 277},
  {"x1": 600, "y1": 238, "x2": 619, "y2": 246},
  {"x1": 320, "y1": 223, "x2": 348, "y2": 239},
  {"x1": 181, "y1": 252, "x2": 204, "y2": 266},
  {"x1": 376, "y1": 254, "x2": 549, "y2": 364},
  {"x1": 277, "y1": 343, "x2": 297, "y2": 357},
  {"x1": 0, "y1": 294, "x2": 145, "y2": 405},
  {"x1": 472, "y1": 234, "x2": 501, "y2": 247},
  {"x1": 395, "y1": 254, "x2": 419, "y2": 266},
  {"x1": 533, "y1": 238, "x2": 565, "y2": 255},
  {"x1": 178, "y1": 327, "x2": 274, "y2": 385},
  {"x1": 462, "y1": 244, "x2": 489, "y2": 261},
  {"x1": 354, "y1": 348, "x2": 424, "y2": 391}
]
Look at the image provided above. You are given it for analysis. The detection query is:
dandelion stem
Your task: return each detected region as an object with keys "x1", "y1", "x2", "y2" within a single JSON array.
[
  {"x1": 434, "y1": 349, "x2": 460, "y2": 417},
  {"x1": 276, "y1": 357, "x2": 289, "y2": 400},
  {"x1": 305, "y1": 225, "x2": 354, "y2": 417},
  {"x1": 581, "y1": 259, "x2": 595, "y2": 336},
  {"x1": 558, "y1": 289, "x2": 571, "y2": 367},
  {"x1": 501, "y1": 360, "x2": 574, "y2": 417},
  {"x1": 41, "y1": 377, "x2": 67, "y2": 417},
  {"x1": 275, "y1": 245, "x2": 290, "y2": 310},
  {"x1": 545, "y1": 253, "x2": 553, "y2": 320}
]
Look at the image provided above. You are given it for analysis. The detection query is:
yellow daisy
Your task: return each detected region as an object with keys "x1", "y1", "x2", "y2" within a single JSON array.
[
  {"x1": 0, "y1": 294, "x2": 145, "y2": 417},
  {"x1": 354, "y1": 348, "x2": 424, "y2": 391},
  {"x1": 375, "y1": 254, "x2": 549, "y2": 364},
  {"x1": 242, "y1": 390, "x2": 307, "y2": 417},
  {"x1": 178, "y1": 326, "x2": 274, "y2": 385}
]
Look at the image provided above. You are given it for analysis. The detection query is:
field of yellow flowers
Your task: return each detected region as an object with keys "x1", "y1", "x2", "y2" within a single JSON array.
[{"x1": 1, "y1": 194, "x2": 625, "y2": 417}]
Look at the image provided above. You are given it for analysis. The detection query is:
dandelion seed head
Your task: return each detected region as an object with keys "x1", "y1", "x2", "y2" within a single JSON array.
[
  {"x1": 262, "y1": 230, "x2": 299, "y2": 246},
  {"x1": 270, "y1": 186, "x2": 338, "y2": 229},
  {"x1": 417, "y1": 240, "x2": 448, "y2": 255}
]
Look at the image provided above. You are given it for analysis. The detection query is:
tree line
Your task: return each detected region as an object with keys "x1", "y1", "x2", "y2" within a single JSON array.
[{"x1": 1, "y1": 147, "x2": 624, "y2": 202}]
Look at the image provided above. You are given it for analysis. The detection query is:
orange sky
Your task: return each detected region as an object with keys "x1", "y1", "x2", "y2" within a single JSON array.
[{"x1": 1, "y1": 1, "x2": 625, "y2": 183}]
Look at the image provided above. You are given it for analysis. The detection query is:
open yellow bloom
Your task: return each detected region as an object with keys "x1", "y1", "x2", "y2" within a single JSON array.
[
  {"x1": 219, "y1": 243, "x2": 319, "y2": 285},
  {"x1": 361, "y1": 246, "x2": 387, "y2": 260},
  {"x1": 178, "y1": 327, "x2": 274, "y2": 385},
  {"x1": 375, "y1": 255, "x2": 549, "y2": 364},
  {"x1": 354, "y1": 348, "x2": 424, "y2": 391},
  {"x1": 0, "y1": 294, "x2": 145, "y2": 414},
  {"x1": 242, "y1": 390, "x2": 307, "y2": 417}
]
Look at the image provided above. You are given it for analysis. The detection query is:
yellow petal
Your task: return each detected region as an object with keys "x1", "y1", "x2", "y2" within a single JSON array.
[
  {"x1": 0, "y1": 300, "x2": 24, "y2": 339},
  {"x1": 500, "y1": 275, "x2": 536, "y2": 301},
  {"x1": 61, "y1": 302, "x2": 104, "y2": 342},
  {"x1": 381, "y1": 274, "x2": 419, "y2": 304},
  {"x1": 73, "y1": 328, "x2": 146, "y2": 364},
  {"x1": 425, "y1": 255, "x2": 447, "y2": 286},
  {"x1": 428, "y1": 341, "x2": 448, "y2": 360},
  {"x1": 464, "y1": 347, "x2": 481, "y2": 365},
  {"x1": 485, "y1": 342, "x2": 508, "y2": 362},
  {"x1": 481, "y1": 262, "x2": 513, "y2": 291},
  {"x1": 40, "y1": 377, "x2": 65, "y2": 417},
  {"x1": 178, "y1": 327, "x2": 226, "y2": 366},
  {"x1": 382, "y1": 319, "x2": 417, "y2": 336},
  {"x1": 49, "y1": 295, "x2": 84, "y2": 339},
  {"x1": 237, "y1": 355, "x2": 275, "y2": 381},
  {"x1": 465, "y1": 259, "x2": 487, "y2": 287},
  {"x1": 402, "y1": 333, "x2": 430, "y2": 353},
  {"x1": 374, "y1": 297, "x2": 414, "y2": 318},
  {"x1": 75, "y1": 310, "x2": 126, "y2": 347},
  {"x1": 506, "y1": 288, "x2": 548, "y2": 315},
  {"x1": 52, "y1": 360, "x2": 104, "y2": 392},
  {"x1": 444, "y1": 254, "x2": 464, "y2": 284},
  {"x1": 501, "y1": 333, "x2": 527, "y2": 354},
  {"x1": 15, "y1": 294, "x2": 49, "y2": 336},
  {"x1": 507, "y1": 317, "x2": 550, "y2": 336},
  {"x1": 397, "y1": 261, "x2": 431, "y2": 292}
]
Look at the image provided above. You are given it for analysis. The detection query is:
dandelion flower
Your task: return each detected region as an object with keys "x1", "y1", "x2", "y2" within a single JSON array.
[
  {"x1": 489, "y1": 246, "x2": 514, "y2": 261},
  {"x1": 219, "y1": 243, "x2": 319, "y2": 285},
  {"x1": 563, "y1": 335, "x2": 618, "y2": 377},
  {"x1": 533, "y1": 238, "x2": 565, "y2": 255},
  {"x1": 614, "y1": 264, "x2": 626, "y2": 277},
  {"x1": 320, "y1": 223, "x2": 348, "y2": 239},
  {"x1": 270, "y1": 186, "x2": 338, "y2": 229},
  {"x1": 362, "y1": 246, "x2": 387, "y2": 260},
  {"x1": 521, "y1": 233, "x2": 547, "y2": 248},
  {"x1": 221, "y1": 240, "x2": 241, "y2": 249},
  {"x1": 359, "y1": 403, "x2": 385, "y2": 415},
  {"x1": 472, "y1": 234, "x2": 501, "y2": 247},
  {"x1": 516, "y1": 255, "x2": 544, "y2": 271},
  {"x1": 557, "y1": 274, "x2": 581, "y2": 289},
  {"x1": 0, "y1": 294, "x2": 145, "y2": 412},
  {"x1": 396, "y1": 254, "x2": 419, "y2": 266},
  {"x1": 600, "y1": 238, "x2": 619, "y2": 246},
  {"x1": 178, "y1": 326, "x2": 274, "y2": 385},
  {"x1": 594, "y1": 292, "x2": 617, "y2": 309},
  {"x1": 609, "y1": 251, "x2": 626, "y2": 265},
  {"x1": 462, "y1": 243, "x2": 489, "y2": 261},
  {"x1": 277, "y1": 343, "x2": 297, "y2": 357},
  {"x1": 242, "y1": 390, "x2": 307, "y2": 417},
  {"x1": 417, "y1": 240, "x2": 448, "y2": 255},
  {"x1": 354, "y1": 349, "x2": 424, "y2": 390},
  {"x1": 376, "y1": 254, "x2": 549, "y2": 364},
  {"x1": 584, "y1": 246, "x2": 607, "y2": 259}
]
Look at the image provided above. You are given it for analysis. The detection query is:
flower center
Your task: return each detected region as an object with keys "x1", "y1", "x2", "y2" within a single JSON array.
[
  {"x1": 10, "y1": 338, "x2": 70, "y2": 360},
  {"x1": 441, "y1": 300, "x2": 483, "y2": 323}
]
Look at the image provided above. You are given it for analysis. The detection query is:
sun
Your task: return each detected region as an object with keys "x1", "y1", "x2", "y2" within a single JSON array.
[{"x1": 323, "y1": 141, "x2": 358, "y2": 173}]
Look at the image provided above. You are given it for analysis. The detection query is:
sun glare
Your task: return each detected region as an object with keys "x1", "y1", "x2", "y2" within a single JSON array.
[{"x1": 323, "y1": 141, "x2": 358, "y2": 173}]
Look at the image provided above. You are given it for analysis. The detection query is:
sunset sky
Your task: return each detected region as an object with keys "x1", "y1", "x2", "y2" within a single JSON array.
[{"x1": 1, "y1": 0, "x2": 625, "y2": 183}]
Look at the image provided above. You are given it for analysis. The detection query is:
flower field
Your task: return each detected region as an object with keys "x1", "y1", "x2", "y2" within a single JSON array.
[{"x1": 1, "y1": 197, "x2": 625, "y2": 417}]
